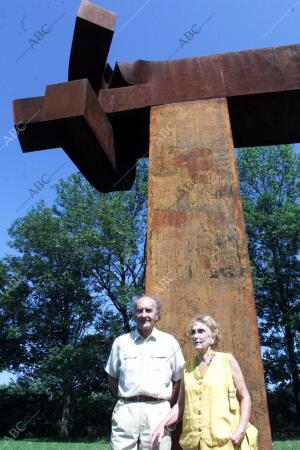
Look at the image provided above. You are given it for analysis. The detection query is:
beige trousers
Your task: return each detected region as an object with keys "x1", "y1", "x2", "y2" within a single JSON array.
[{"x1": 110, "y1": 399, "x2": 172, "y2": 450}]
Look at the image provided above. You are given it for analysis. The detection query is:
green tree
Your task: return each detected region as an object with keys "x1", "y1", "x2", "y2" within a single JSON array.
[
  {"x1": 53, "y1": 158, "x2": 148, "y2": 332},
  {"x1": 4, "y1": 206, "x2": 100, "y2": 437},
  {"x1": 0, "y1": 260, "x2": 28, "y2": 372},
  {"x1": 236, "y1": 145, "x2": 300, "y2": 429},
  {"x1": 0, "y1": 160, "x2": 148, "y2": 437}
]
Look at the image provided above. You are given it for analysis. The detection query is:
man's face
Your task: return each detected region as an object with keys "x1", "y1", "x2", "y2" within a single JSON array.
[{"x1": 134, "y1": 296, "x2": 159, "y2": 335}]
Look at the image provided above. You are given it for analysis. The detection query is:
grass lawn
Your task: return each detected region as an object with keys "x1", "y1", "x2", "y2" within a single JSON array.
[
  {"x1": 0, "y1": 440, "x2": 109, "y2": 449},
  {"x1": 0, "y1": 439, "x2": 299, "y2": 449},
  {"x1": 273, "y1": 439, "x2": 300, "y2": 450}
]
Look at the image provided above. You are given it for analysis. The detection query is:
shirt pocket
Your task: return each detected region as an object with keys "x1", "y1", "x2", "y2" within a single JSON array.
[
  {"x1": 123, "y1": 351, "x2": 138, "y2": 372},
  {"x1": 151, "y1": 351, "x2": 169, "y2": 373}
]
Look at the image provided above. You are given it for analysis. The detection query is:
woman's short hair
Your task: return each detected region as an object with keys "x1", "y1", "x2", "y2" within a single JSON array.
[{"x1": 188, "y1": 314, "x2": 220, "y2": 348}]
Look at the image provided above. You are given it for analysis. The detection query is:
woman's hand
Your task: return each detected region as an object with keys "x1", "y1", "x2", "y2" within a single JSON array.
[
  {"x1": 149, "y1": 424, "x2": 166, "y2": 450},
  {"x1": 231, "y1": 428, "x2": 245, "y2": 446}
]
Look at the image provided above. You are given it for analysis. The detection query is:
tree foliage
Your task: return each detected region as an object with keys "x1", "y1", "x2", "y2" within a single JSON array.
[
  {"x1": 0, "y1": 160, "x2": 148, "y2": 437},
  {"x1": 0, "y1": 260, "x2": 28, "y2": 372},
  {"x1": 236, "y1": 145, "x2": 300, "y2": 429}
]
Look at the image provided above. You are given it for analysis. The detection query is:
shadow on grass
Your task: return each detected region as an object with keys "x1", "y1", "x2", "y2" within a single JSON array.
[{"x1": 273, "y1": 433, "x2": 300, "y2": 442}]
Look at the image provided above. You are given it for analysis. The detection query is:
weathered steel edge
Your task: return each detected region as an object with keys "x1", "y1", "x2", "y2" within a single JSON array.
[
  {"x1": 116, "y1": 43, "x2": 300, "y2": 85},
  {"x1": 78, "y1": 0, "x2": 116, "y2": 30}
]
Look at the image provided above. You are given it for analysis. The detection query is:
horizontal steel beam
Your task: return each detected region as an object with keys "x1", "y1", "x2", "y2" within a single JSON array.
[{"x1": 100, "y1": 44, "x2": 300, "y2": 112}]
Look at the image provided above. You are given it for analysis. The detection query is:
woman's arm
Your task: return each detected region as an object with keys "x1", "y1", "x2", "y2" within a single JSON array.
[
  {"x1": 149, "y1": 376, "x2": 185, "y2": 449},
  {"x1": 229, "y1": 355, "x2": 251, "y2": 446}
]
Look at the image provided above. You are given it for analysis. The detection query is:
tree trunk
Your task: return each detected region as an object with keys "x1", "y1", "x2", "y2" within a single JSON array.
[
  {"x1": 121, "y1": 307, "x2": 131, "y2": 333},
  {"x1": 272, "y1": 248, "x2": 300, "y2": 428},
  {"x1": 284, "y1": 323, "x2": 300, "y2": 428},
  {"x1": 60, "y1": 391, "x2": 71, "y2": 438}
]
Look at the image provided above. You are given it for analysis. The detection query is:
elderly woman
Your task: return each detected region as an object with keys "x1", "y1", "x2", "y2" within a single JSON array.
[{"x1": 150, "y1": 314, "x2": 257, "y2": 450}]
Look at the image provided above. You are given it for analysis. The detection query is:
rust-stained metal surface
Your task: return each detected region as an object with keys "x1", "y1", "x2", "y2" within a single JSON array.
[
  {"x1": 100, "y1": 45, "x2": 300, "y2": 111},
  {"x1": 145, "y1": 99, "x2": 273, "y2": 450}
]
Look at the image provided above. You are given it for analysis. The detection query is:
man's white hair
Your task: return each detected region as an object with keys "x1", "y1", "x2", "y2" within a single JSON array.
[{"x1": 131, "y1": 295, "x2": 162, "y2": 314}]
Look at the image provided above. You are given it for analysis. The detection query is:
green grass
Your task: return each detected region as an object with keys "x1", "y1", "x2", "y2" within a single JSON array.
[
  {"x1": 273, "y1": 439, "x2": 300, "y2": 450},
  {"x1": 0, "y1": 440, "x2": 109, "y2": 449},
  {"x1": 0, "y1": 439, "x2": 299, "y2": 450}
]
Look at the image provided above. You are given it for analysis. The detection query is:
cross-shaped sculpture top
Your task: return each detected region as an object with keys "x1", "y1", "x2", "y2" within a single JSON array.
[{"x1": 13, "y1": 0, "x2": 300, "y2": 192}]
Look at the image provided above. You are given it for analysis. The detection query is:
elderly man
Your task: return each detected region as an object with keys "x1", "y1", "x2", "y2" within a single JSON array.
[{"x1": 105, "y1": 295, "x2": 184, "y2": 450}]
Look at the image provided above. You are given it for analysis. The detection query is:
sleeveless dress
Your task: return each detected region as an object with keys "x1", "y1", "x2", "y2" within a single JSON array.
[{"x1": 179, "y1": 352, "x2": 256, "y2": 450}]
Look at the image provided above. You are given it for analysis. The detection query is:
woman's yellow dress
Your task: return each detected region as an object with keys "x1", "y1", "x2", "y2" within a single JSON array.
[{"x1": 179, "y1": 352, "x2": 256, "y2": 450}]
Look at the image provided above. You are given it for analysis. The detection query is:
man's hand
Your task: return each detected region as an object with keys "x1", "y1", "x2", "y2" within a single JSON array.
[
  {"x1": 149, "y1": 424, "x2": 165, "y2": 450},
  {"x1": 108, "y1": 375, "x2": 118, "y2": 396},
  {"x1": 231, "y1": 428, "x2": 244, "y2": 446}
]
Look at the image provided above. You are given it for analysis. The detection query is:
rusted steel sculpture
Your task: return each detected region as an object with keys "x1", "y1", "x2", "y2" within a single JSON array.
[
  {"x1": 13, "y1": 1, "x2": 300, "y2": 448},
  {"x1": 14, "y1": 1, "x2": 300, "y2": 192}
]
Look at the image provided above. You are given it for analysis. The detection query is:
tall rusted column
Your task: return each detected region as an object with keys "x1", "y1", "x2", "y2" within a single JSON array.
[{"x1": 145, "y1": 98, "x2": 272, "y2": 450}]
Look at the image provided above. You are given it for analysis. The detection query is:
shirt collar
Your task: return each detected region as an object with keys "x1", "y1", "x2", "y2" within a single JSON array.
[{"x1": 132, "y1": 327, "x2": 158, "y2": 342}]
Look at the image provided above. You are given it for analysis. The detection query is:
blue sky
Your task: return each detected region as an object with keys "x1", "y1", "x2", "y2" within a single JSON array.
[{"x1": 0, "y1": 0, "x2": 300, "y2": 383}]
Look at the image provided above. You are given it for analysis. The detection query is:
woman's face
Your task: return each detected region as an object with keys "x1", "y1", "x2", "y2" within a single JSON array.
[{"x1": 190, "y1": 321, "x2": 215, "y2": 352}]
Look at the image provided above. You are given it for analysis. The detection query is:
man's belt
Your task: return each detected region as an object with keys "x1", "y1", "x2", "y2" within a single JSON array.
[{"x1": 120, "y1": 395, "x2": 166, "y2": 402}]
